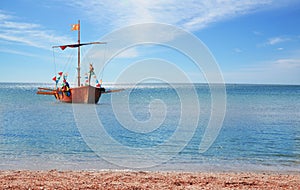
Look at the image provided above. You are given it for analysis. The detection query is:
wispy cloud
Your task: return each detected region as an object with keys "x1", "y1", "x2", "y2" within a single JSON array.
[
  {"x1": 67, "y1": 0, "x2": 285, "y2": 32},
  {"x1": 234, "y1": 48, "x2": 243, "y2": 53},
  {"x1": 266, "y1": 37, "x2": 290, "y2": 45},
  {"x1": 0, "y1": 48, "x2": 36, "y2": 57},
  {"x1": 1, "y1": 0, "x2": 288, "y2": 59},
  {"x1": 65, "y1": 0, "x2": 289, "y2": 59},
  {"x1": 273, "y1": 58, "x2": 300, "y2": 69},
  {"x1": 0, "y1": 10, "x2": 72, "y2": 52},
  {"x1": 1, "y1": 21, "x2": 40, "y2": 30},
  {"x1": 257, "y1": 35, "x2": 295, "y2": 48},
  {"x1": 253, "y1": 31, "x2": 263, "y2": 36},
  {"x1": 224, "y1": 57, "x2": 300, "y2": 84},
  {"x1": 0, "y1": 10, "x2": 12, "y2": 21}
]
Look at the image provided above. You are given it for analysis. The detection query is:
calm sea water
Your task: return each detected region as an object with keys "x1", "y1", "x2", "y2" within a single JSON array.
[{"x1": 0, "y1": 83, "x2": 299, "y2": 172}]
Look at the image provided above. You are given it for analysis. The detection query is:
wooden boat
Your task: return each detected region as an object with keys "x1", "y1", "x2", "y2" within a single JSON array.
[
  {"x1": 59, "y1": 86, "x2": 105, "y2": 104},
  {"x1": 37, "y1": 20, "x2": 107, "y2": 104},
  {"x1": 37, "y1": 86, "x2": 122, "y2": 103}
]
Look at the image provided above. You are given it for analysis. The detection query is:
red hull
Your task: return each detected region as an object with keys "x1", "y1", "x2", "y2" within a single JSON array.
[{"x1": 54, "y1": 86, "x2": 105, "y2": 104}]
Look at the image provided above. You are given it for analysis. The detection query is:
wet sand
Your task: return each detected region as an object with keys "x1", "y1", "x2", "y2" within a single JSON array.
[{"x1": 1, "y1": 170, "x2": 299, "y2": 189}]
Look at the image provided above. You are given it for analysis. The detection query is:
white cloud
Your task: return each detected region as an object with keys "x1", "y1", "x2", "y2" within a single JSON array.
[
  {"x1": 253, "y1": 31, "x2": 263, "y2": 36},
  {"x1": 68, "y1": 0, "x2": 278, "y2": 32},
  {"x1": 224, "y1": 58, "x2": 300, "y2": 84},
  {"x1": 0, "y1": 10, "x2": 12, "y2": 21},
  {"x1": 1, "y1": 21, "x2": 40, "y2": 30},
  {"x1": 65, "y1": 0, "x2": 292, "y2": 60},
  {"x1": 234, "y1": 48, "x2": 243, "y2": 53},
  {"x1": 2, "y1": 1, "x2": 292, "y2": 57},
  {"x1": 0, "y1": 48, "x2": 36, "y2": 57},
  {"x1": 266, "y1": 37, "x2": 290, "y2": 45},
  {"x1": 181, "y1": 0, "x2": 273, "y2": 31},
  {"x1": 258, "y1": 36, "x2": 295, "y2": 48},
  {"x1": 273, "y1": 58, "x2": 300, "y2": 69},
  {"x1": 0, "y1": 10, "x2": 72, "y2": 51}
]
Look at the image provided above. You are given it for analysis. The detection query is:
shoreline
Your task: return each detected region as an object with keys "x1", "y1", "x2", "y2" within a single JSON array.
[{"x1": 1, "y1": 170, "x2": 299, "y2": 189}]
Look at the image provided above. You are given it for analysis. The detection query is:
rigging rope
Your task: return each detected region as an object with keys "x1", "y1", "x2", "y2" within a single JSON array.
[
  {"x1": 80, "y1": 44, "x2": 107, "y2": 87},
  {"x1": 52, "y1": 48, "x2": 57, "y2": 88},
  {"x1": 52, "y1": 43, "x2": 107, "y2": 87},
  {"x1": 100, "y1": 43, "x2": 108, "y2": 81},
  {"x1": 52, "y1": 48, "x2": 75, "y2": 86}
]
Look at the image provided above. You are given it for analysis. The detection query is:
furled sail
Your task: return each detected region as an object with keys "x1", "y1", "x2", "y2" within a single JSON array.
[{"x1": 53, "y1": 42, "x2": 106, "y2": 50}]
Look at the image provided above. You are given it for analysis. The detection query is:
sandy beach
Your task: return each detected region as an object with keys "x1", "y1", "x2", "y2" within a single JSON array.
[{"x1": 1, "y1": 170, "x2": 299, "y2": 189}]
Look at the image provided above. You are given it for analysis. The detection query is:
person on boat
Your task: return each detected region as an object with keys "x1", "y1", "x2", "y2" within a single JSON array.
[{"x1": 62, "y1": 79, "x2": 71, "y2": 96}]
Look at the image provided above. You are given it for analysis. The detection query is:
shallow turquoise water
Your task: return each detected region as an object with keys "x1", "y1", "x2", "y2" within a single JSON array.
[{"x1": 0, "y1": 83, "x2": 299, "y2": 171}]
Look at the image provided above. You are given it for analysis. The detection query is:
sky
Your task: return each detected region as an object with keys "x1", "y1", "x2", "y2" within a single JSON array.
[{"x1": 0, "y1": 0, "x2": 300, "y2": 84}]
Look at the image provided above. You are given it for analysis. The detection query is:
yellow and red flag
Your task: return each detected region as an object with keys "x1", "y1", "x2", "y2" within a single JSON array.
[{"x1": 71, "y1": 23, "x2": 79, "y2": 31}]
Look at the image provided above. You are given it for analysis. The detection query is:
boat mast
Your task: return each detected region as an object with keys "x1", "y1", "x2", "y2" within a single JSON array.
[
  {"x1": 52, "y1": 20, "x2": 106, "y2": 87},
  {"x1": 77, "y1": 20, "x2": 81, "y2": 87}
]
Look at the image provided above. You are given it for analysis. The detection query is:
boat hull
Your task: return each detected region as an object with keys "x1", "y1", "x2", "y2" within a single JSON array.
[{"x1": 54, "y1": 86, "x2": 105, "y2": 104}]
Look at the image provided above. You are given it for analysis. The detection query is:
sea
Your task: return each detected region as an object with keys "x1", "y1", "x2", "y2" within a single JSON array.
[{"x1": 0, "y1": 83, "x2": 299, "y2": 172}]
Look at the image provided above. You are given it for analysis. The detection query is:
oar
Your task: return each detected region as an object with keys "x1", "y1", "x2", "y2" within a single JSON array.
[
  {"x1": 103, "y1": 88, "x2": 125, "y2": 94},
  {"x1": 36, "y1": 91, "x2": 56, "y2": 95},
  {"x1": 38, "y1": 87, "x2": 55, "y2": 91}
]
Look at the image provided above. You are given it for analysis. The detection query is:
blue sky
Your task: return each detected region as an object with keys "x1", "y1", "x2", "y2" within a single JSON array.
[{"x1": 0, "y1": 0, "x2": 300, "y2": 84}]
